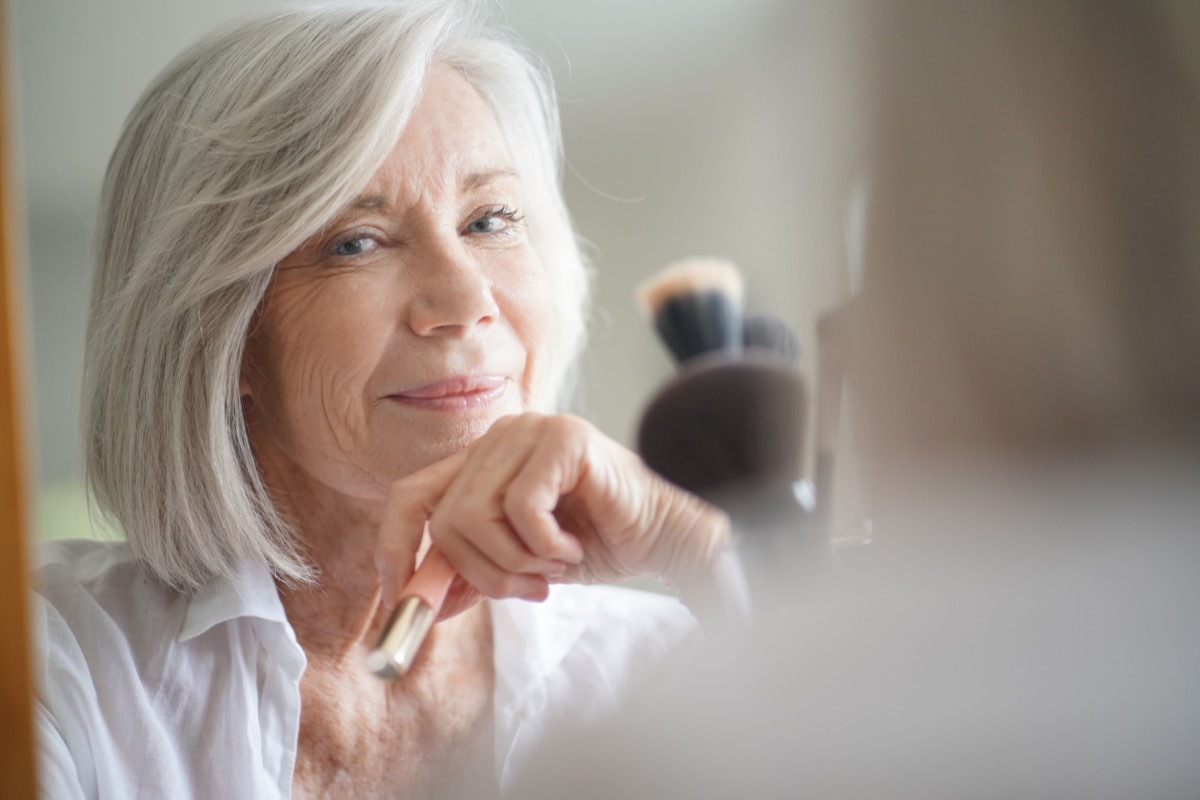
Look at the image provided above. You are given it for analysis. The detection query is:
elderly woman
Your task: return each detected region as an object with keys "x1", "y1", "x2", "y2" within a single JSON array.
[{"x1": 34, "y1": 2, "x2": 728, "y2": 798}]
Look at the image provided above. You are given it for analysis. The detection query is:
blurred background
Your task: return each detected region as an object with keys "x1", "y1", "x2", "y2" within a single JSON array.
[
  {"x1": 9, "y1": 2, "x2": 1200, "y2": 793},
  {"x1": 10, "y1": 0, "x2": 860, "y2": 540}
]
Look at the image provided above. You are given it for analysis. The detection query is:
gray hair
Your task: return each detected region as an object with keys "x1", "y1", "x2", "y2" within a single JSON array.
[{"x1": 82, "y1": 0, "x2": 591, "y2": 593}]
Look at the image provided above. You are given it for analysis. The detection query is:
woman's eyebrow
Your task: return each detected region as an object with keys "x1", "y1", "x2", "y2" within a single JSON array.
[
  {"x1": 349, "y1": 195, "x2": 390, "y2": 211},
  {"x1": 461, "y1": 168, "x2": 519, "y2": 193},
  {"x1": 342, "y1": 169, "x2": 518, "y2": 212}
]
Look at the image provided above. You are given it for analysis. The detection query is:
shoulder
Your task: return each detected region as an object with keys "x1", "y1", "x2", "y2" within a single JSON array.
[
  {"x1": 490, "y1": 583, "x2": 698, "y2": 788},
  {"x1": 33, "y1": 539, "x2": 295, "y2": 798},
  {"x1": 33, "y1": 540, "x2": 190, "y2": 798},
  {"x1": 539, "y1": 582, "x2": 695, "y2": 645},
  {"x1": 33, "y1": 539, "x2": 189, "y2": 716},
  {"x1": 38, "y1": 537, "x2": 165, "y2": 597},
  {"x1": 35, "y1": 539, "x2": 187, "y2": 662},
  {"x1": 492, "y1": 581, "x2": 697, "y2": 703}
]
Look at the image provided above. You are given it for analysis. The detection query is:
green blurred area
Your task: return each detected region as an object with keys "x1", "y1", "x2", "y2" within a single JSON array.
[{"x1": 36, "y1": 480, "x2": 121, "y2": 542}]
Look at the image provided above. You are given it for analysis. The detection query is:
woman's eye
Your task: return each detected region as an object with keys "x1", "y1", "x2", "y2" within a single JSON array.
[
  {"x1": 466, "y1": 206, "x2": 523, "y2": 235},
  {"x1": 328, "y1": 234, "x2": 379, "y2": 258},
  {"x1": 467, "y1": 217, "x2": 503, "y2": 234}
]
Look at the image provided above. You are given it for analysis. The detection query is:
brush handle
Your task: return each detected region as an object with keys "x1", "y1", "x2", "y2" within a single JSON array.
[
  {"x1": 368, "y1": 549, "x2": 456, "y2": 680},
  {"x1": 400, "y1": 549, "x2": 455, "y2": 610}
]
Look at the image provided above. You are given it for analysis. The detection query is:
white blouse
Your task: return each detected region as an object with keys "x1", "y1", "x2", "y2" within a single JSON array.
[{"x1": 33, "y1": 539, "x2": 696, "y2": 799}]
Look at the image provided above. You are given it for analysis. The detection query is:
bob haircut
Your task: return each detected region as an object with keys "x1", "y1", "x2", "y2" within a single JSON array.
[{"x1": 82, "y1": 0, "x2": 591, "y2": 593}]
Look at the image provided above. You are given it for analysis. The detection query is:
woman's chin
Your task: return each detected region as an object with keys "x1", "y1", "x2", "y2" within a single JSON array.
[{"x1": 369, "y1": 407, "x2": 525, "y2": 484}]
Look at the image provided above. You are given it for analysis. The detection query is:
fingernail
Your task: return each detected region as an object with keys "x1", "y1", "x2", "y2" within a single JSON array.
[
  {"x1": 379, "y1": 574, "x2": 396, "y2": 606},
  {"x1": 562, "y1": 536, "x2": 585, "y2": 564}
]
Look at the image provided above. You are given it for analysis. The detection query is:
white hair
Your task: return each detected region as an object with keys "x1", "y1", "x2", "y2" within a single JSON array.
[{"x1": 82, "y1": 0, "x2": 591, "y2": 593}]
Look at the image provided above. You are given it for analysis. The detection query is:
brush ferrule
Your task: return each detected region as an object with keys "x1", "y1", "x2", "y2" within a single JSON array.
[{"x1": 367, "y1": 596, "x2": 436, "y2": 680}]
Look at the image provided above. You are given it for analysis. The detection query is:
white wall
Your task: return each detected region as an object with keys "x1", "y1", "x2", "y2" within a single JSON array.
[{"x1": 13, "y1": 0, "x2": 860, "y2": 530}]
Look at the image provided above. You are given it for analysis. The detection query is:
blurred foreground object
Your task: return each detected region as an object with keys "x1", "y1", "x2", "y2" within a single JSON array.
[
  {"x1": 0, "y1": 0, "x2": 39, "y2": 792},
  {"x1": 853, "y1": 0, "x2": 1200, "y2": 457},
  {"x1": 635, "y1": 258, "x2": 822, "y2": 617},
  {"x1": 509, "y1": 1, "x2": 1200, "y2": 796}
]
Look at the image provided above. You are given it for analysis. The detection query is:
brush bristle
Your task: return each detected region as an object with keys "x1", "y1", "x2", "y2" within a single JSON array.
[
  {"x1": 636, "y1": 257, "x2": 744, "y2": 318},
  {"x1": 743, "y1": 314, "x2": 803, "y2": 363},
  {"x1": 637, "y1": 355, "x2": 807, "y2": 505},
  {"x1": 636, "y1": 257, "x2": 745, "y2": 365}
]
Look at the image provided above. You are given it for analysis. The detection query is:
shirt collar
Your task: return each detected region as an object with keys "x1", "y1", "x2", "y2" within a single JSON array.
[
  {"x1": 177, "y1": 559, "x2": 291, "y2": 644},
  {"x1": 490, "y1": 591, "x2": 587, "y2": 785}
]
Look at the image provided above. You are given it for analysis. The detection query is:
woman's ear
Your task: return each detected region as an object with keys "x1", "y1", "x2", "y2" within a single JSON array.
[
  {"x1": 238, "y1": 350, "x2": 256, "y2": 400},
  {"x1": 240, "y1": 304, "x2": 267, "y2": 402}
]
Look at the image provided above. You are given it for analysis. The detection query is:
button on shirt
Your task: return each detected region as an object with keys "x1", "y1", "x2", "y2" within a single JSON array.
[{"x1": 34, "y1": 539, "x2": 696, "y2": 799}]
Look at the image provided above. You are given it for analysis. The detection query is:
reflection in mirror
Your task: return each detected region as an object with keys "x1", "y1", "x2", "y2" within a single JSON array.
[
  {"x1": 17, "y1": 3, "x2": 860, "y2": 797},
  {"x1": 16, "y1": 0, "x2": 855, "y2": 542},
  {"x1": 26, "y1": 1, "x2": 1197, "y2": 797}
]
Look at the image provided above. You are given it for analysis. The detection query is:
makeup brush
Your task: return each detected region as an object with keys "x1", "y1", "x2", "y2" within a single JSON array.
[
  {"x1": 635, "y1": 259, "x2": 825, "y2": 612},
  {"x1": 636, "y1": 257, "x2": 744, "y2": 365},
  {"x1": 367, "y1": 547, "x2": 456, "y2": 680},
  {"x1": 743, "y1": 313, "x2": 802, "y2": 363},
  {"x1": 635, "y1": 259, "x2": 807, "y2": 499},
  {"x1": 637, "y1": 354, "x2": 807, "y2": 507}
]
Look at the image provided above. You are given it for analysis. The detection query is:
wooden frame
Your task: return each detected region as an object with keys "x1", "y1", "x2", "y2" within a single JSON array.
[{"x1": 1, "y1": 0, "x2": 40, "y2": 793}]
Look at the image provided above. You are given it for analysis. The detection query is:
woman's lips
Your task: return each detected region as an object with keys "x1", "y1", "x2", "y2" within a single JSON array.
[{"x1": 390, "y1": 375, "x2": 509, "y2": 411}]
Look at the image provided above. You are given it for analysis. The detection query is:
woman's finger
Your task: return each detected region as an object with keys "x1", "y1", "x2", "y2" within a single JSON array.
[
  {"x1": 429, "y1": 497, "x2": 568, "y2": 585},
  {"x1": 433, "y1": 413, "x2": 577, "y2": 566},
  {"x1": 502, "y1": 415, "x2": 589, "y2": 563},
  {"x1": 375, "y1": 447, "x2": 468, "y2": 607},
  {"x1": 433, "y1": 413, "x2": 538, "y2": 526},
  {"x1": 377, "y1": 414, "x2": 554, "y2": 606},
  {"x1": 433, "y1": 524, "x2": 552, "y2": 600}
]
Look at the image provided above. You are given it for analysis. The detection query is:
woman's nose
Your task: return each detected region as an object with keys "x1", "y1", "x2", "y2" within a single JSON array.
[{"x1": 405, "y1": 239, "x2": 500, "y2": 337}]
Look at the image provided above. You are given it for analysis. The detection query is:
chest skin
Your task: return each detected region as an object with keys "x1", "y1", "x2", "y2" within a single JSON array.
[{"x1": 291, "y1": 604, "x2": 497, "y2": 800}]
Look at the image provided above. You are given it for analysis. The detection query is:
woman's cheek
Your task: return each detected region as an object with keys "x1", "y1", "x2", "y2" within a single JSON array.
[
  {"x1": 257, "y1": 280, "x2": 383, "y2": 449},
  {"x1": 504, "y1": 255, "x2": 556, "y2": 409}
]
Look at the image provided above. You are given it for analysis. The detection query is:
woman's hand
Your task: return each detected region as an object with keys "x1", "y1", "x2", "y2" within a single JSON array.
[{"x1": 374, "y1": 413, "x2": 730, "y2": 619}]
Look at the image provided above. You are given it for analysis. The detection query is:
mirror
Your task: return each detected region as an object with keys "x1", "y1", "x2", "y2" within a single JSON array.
[{"x1": 15, "y1": 0, "x2": 858, "y2": 540}]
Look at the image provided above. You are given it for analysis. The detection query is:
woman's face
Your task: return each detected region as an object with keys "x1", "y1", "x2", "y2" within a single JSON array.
[{"x1": 241, "y1": 66, "x2": 553, "y2": 502}]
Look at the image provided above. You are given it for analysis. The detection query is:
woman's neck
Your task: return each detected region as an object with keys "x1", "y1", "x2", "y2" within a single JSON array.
[
  {"x1": 270, "y1": 471, "x2": 392, "y2": 662},
  {"x1": 266, "y1": 464, "x2": 499, "y2": 799}
]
